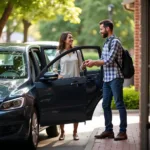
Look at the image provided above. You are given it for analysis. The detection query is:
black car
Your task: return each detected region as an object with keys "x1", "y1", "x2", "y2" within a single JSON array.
[{"x1": 0, "y1": 43, "x2": 103, "y2": 149}]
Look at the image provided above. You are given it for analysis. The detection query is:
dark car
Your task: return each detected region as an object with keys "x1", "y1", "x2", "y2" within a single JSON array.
[{"x1": 0, "y1": 43, "x2": 103, "y2": 149}]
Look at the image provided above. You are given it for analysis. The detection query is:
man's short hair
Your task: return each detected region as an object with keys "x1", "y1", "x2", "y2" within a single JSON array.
[{"x1": 99, "y1": 19, "x2": 113, "y2": 31}]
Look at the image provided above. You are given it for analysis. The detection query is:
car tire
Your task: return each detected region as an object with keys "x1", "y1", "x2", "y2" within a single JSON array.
[
  {"x1": 26, "y1": 108, "x2": 39, "y2": 150},
  {"x1": 46, "y1": 125, "x2": 59, "y2": 138}
]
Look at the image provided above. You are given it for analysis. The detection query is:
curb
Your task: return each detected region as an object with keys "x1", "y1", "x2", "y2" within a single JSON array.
[
  {"x1": 99, "y1": 109, "x2": 139, "y2": 115},
  {"x1": 112, "y1": 109, "x2": 139, "y2": 114},
  {"x1": 84, "y1": 128, "x2": 98, "y2": 150}
]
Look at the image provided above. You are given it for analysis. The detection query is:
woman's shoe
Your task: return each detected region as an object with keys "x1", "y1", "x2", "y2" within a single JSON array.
[
  {"x1": 59, "y1": 133, "x2": 65, "y2": 140},
  {"x1": 73, "y1": 133, "x2": 79, "y2": 140}
]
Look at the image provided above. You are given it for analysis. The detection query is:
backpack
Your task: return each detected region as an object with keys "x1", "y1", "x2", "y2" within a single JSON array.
[{"x1": 108, "y1": 37, "x2": 134, "y2": 79}]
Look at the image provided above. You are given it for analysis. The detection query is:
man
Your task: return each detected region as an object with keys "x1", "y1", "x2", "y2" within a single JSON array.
[{"x1": 84, "y1": 19, "x2": 127, "y2": 141}]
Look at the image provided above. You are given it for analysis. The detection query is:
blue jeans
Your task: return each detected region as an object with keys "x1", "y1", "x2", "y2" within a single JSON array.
[{"x1": 102, "y1": 78, "x2": 127, "y2": 132}]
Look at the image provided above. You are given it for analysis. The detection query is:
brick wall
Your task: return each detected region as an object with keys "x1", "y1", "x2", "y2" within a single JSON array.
[{"x1": 134, "y1": 0, "x2": 141, "y2": 91}]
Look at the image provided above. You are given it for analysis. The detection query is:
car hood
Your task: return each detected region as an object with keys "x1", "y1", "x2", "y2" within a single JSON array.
[{"x1": 0, "y1": 79, "x2": 28, "y2": 102}]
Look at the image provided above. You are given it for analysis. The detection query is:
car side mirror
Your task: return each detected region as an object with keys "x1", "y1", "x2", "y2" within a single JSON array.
[{"x1": 44, "y1": 72, "x2": 58, "y2": 80}]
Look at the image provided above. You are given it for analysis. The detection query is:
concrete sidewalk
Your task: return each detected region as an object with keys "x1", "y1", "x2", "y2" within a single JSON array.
[{"x1": 84, "y1": 111, "x2": 140, "y2": 150}]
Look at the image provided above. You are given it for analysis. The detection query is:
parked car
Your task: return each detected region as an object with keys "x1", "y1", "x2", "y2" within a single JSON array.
[{"x1": 0, "y1": 42, "x2": 103, "y2": 149}]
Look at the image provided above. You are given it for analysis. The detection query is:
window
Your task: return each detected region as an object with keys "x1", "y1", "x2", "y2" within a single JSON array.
[
  {"x1": 81, "y1": 48, "x2": 101, "y2": 71},
  {"x1": 44, "y1": 49, "x2": 56, "y2": 64}
]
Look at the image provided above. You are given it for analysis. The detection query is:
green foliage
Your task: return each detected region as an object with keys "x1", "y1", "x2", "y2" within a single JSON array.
[
  {"x1": 39, "y1": 0, "x2": 134, "y2": 50},
  {"x1": 83, "y1": 52, "x2": 99, "y2": 60},
  {"x1": 0, "y1": 0, "x2": 81, "y2": 38},
  {"x1": 111, "y1": 86, "x2": 139, "y2": 109},
  {"x1": 0, "y1": 0, "x2": 81, "y2": 23}
]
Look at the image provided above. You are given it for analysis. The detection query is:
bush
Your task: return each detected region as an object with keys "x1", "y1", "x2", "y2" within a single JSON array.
[{"x1": 111, "y1": 86, "x2": 139, "y2": 109}]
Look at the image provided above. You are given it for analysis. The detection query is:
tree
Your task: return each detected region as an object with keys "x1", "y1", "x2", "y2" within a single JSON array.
[
  {"x1": 0, "y1": 0, "x2": 82, "y2": 41},
  {"x1": 0, "y1": 1, "x2": 13, "y2": 37},
  {"x1": 39, "y1": 0, "x2": 134, "y2": 50},
  {"x1": 19, "y1": 0, "x2": 82, "y2": 42}
]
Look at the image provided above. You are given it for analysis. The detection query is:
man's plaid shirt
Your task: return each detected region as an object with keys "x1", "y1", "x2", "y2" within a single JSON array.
[{"x1": 101, "y1": 35, "x2": 124, "y2": 82}]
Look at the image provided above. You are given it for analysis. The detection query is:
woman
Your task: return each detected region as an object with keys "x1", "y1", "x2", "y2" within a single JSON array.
[{"x1": 53, "y1": 31, "x2": 86, "y2": 141}]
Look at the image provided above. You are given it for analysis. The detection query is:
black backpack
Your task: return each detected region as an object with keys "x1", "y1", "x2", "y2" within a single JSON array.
[{"x1": 108, "y1": 37, "x2": 134, "y2": 79}]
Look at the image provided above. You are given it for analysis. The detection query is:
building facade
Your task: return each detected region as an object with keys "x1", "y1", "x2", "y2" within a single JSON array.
[{"x1": 122, "y1": 0, "x2": 150, "y2": 149}]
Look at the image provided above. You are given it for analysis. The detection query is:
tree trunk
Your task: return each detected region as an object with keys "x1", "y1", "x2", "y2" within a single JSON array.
[
  {"x1": 6, "y1": 21, "x2": 11, "y2": 42},
  {"x1": 22, "y1": 19, "x2": 31, "y2": 42},
  {"x1": 0, "y1": 1, "x2": 13, "y2": 38},
  {"x1": 6, "y1": 27, "x2": 11, "y2": 42}
]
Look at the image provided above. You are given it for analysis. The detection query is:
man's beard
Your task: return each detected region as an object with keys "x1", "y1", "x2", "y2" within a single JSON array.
[{"x1": 102, "y1": 31, "x2": 108, "y2": 38}]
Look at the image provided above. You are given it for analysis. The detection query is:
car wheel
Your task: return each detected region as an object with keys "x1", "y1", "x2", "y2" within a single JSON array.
[
  {"x1": 46, "y1": 125, "x2": 59, "y2": 138},
  {"x1": 26, "y1": 108, "x2": 39, "y2": 150}
]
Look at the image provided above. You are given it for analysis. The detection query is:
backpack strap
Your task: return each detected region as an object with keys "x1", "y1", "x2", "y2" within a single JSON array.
[{"x1": 108, "y1": 37, "x2": 123, "y2": 71}]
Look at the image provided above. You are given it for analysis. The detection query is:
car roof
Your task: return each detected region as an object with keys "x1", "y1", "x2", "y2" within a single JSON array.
[
  {"x1": 25, "y1": 41, "x2": 59, "y2": 46},
  {"x1": 0, "y1": 41, "x2": 59, "y2": 52},
  {"x1": 0, "y1": 43, "x2": 41, "y2": 52},
  {"x1": 0, "y1": 43, "x2": 27, "y2": 47}
]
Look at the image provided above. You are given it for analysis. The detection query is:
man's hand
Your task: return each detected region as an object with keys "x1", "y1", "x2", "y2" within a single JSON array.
[
  {"x1": 84, "y1": 59, "x2": 104, "y2": 67},
  {"x1": 84, "y1": 59, "x2": 95, "y2": 67}
]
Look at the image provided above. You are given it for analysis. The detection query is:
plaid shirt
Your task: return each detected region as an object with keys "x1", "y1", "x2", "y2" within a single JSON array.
[{"x1": 101, "y1": 35, "x2": 124, "y2": 82}]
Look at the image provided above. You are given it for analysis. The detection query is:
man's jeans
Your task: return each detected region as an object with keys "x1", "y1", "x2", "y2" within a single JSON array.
[{"x1": 102, "y1": 78, "x2": 127, "y2": 132}]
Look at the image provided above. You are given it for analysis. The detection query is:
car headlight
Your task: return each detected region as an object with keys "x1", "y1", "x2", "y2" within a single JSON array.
[{"x1": 0, "y1": 97, "x2": 25, "y2": 110}]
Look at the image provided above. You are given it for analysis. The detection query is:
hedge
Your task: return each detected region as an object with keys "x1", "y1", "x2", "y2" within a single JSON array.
[{"x1": 111, "y1": 86, "x2": 139, "y2": 109}]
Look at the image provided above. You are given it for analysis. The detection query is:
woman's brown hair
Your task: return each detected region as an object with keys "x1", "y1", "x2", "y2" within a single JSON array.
[{"x1": 57, "y1": 31, "x2": 73, "y2": 52}]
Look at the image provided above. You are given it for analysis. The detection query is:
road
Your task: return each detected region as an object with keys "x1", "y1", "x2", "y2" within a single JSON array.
[{"x1": 37, "y1": 100, "x2": 103, "y2": 150}]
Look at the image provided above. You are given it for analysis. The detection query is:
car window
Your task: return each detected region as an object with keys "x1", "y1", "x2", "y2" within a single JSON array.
[
  {"x1": 0, "y1": 51, "x2": 27, "y2": 79},
  {"x1": 44, "y1": 49, "x2": 56, "y2": 64},
  {"x1": 36, "y1": 46, "x2": 101, "y2": 81},
  {"x1": 81, "y1": 48, "x2": 100, "y2": 71},
  {"x1": 46, "y1": 48, "x2": 101, "y2": 72}
]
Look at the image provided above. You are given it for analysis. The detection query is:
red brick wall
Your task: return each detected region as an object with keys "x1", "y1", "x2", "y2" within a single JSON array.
[{"x1": 134, "y1": 0, "x2": 141, "y2": 91}]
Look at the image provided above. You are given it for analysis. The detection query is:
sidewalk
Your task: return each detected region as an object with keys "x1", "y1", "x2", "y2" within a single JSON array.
[{"x1": 84, "y1": 111, "x2": 140, "y2": 150}]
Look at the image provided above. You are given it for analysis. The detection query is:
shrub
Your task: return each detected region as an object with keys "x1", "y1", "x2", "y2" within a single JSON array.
[{"x1": 111, "y1": 86, "x2": 139, "y2": 109}]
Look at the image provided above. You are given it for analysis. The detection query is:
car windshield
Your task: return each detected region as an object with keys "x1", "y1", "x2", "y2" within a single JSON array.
[{"x1": 0, "y1": 51, "x2": 27, "y2": 79}]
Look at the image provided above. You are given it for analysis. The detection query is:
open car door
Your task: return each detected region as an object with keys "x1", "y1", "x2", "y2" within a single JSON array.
[{"x1": 35, "y1": 46, "x2": 103, "y2": 126}]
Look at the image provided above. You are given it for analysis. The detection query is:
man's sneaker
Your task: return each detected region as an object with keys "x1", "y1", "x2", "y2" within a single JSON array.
[
  {"x1": 94, "y1": 131, "x2": 114, "y2": 139},
  {"x1": 114, "y1": 132, "x2": 128, "y2": 141}
]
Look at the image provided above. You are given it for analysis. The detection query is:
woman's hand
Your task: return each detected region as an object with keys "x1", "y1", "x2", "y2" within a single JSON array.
[
  {"x1": 58, "y1": 75, "x2": 63, "y2": 79},
  {"x1": 81, "y1": 61, "x2": 86, "y2": 70}
]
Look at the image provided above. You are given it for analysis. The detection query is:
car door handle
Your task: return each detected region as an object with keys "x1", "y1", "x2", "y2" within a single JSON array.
[
  {"x1": 87, "y1": 78, "x2": 94, "y2": 82},
  {"x1": 71, "y1": 81, "x2": 78, "y2": 86}
]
